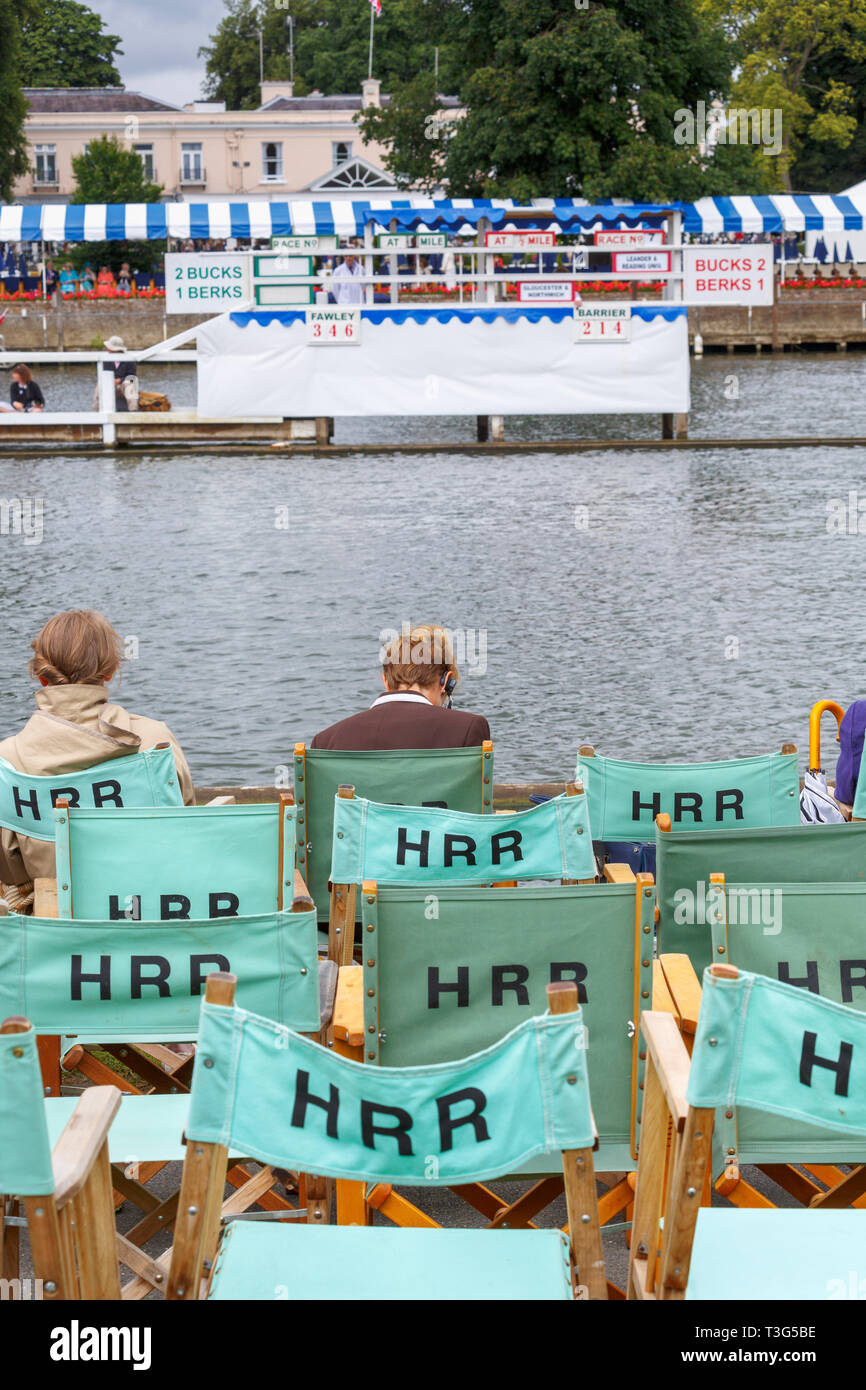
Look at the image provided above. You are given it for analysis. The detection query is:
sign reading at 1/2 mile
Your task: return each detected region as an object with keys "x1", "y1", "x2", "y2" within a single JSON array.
[
  {"x1": 574, "y1": 304, "x2": 632, "y2": 342},
  {"x1": 306, "y1": 307, "x2": 362, "y2": 344},
  {"x1": 165, "y1": 254, "x2": 251, "y2": 314}
]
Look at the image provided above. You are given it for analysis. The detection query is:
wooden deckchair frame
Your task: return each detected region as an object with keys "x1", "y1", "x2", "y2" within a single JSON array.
[
  {"x1": 166, "y1": 972, "x2": 607, "y2": 1301},
  {"x1": 1, "y1": 1015, "x2": 122, "y2": 1300}
]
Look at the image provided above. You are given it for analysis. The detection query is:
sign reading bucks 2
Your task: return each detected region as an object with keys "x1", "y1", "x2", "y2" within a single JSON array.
[{"x1": 165, "y1": 254, "x2": 251, "y2": 313}]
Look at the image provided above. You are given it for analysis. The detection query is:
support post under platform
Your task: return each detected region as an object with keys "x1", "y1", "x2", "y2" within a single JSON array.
[
  {"x1": 477, "y1": 415, "x2": 505, "y2": 442},
  {"x1": 315, "y1": 417, "x2": 334, "y2": 445},
  {"x1": 661, "y1": 412, "x2": 688, "y2": 440}
]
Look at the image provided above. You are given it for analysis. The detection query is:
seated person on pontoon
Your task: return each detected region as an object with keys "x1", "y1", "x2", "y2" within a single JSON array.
[
  {"x1": 312, "y1": 622, "x2": 490, "y2": 751},
  {"x1": 834, "y1": 701, "x2": 866, "y2": 818},
  {"x1": 0, "y1": 609, "x2": 194, "y2": 912}
]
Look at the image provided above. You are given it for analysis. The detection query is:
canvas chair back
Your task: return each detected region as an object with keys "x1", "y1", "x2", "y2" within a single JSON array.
[
  {"x1": 655, "y1": 816, "x2": 866, "y2": 968},
  {"x1": 167, "y1": 973, "x2": 603, "y2": 1300},
  {"x1": 851, "y1": 770, "x2": 866, "y2": 820},
  {"x1": 0, "y1": 906, "x2": 320, "y2": 1043},
  {"x1": 0, "y1": 744, "x2": 182, "y2": 840},
  {"x1": 360, "y1": 877, "x2": 654, "y2": 1167},
  {"x1": 630, "y1": 965, "x2": 866, "y2": 1299},
  {"x1": 294, "y1": 741, "x2": 493, "y2": 918},
  {"x1": 54, "y1": 800, "x2": 295, "y2": 921},
  {"x1": 678, "y1": 878, "x2": 866, "y2": 1170},
  {"x1": 1, "y1": 1017, "x2": 122, "y2": 1299},
  {"x1": 576, "y1": 744, "x2": 799, "y2": 842},
  {"x1": 330, "y1": 787, "x2": 595, "y2": 888}
]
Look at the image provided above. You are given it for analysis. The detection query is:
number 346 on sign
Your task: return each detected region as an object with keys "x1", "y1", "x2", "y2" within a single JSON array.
[
  {"x1": 573, "y1": 303, "x2": 631, "y2": 342},
  {"x1": 306, "y1": 308, "x2": 362, "y2": 344}
]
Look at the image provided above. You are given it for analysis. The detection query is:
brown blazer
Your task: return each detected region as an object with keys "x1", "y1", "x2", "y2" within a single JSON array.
[{"x1": 311, "y1": 693, "x2": 490, "y2": 751}]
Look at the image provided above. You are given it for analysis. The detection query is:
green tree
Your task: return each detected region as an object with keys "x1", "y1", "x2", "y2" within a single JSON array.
[
  {"x1": 200, "y1": 0, "x2": 458, "y2": 106},
  {"x1": 0, "y1": 0, "x2": 34, "y2": 202},
  {"x1": 70, "y1": 137, "x2": 163, "y2": 272},
  {"x1": 791, "y1": 47, "x2": 866, "y2": 190},
  {"x1": 362, "y1": 0, "x2": 749, "y2": 200},
  {"x1": 18, "y1": 0, "x2": 122, "y2": 87},
  {"x1": 699, "y1": 0, "x2": 866, "y2": 190}
]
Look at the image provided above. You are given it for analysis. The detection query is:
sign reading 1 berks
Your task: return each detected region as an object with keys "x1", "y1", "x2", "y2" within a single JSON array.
[{"x1": 165, "y1": 253, "x2": 251, "y2": 313}]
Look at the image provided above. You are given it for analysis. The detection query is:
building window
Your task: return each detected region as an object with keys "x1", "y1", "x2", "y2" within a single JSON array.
[
  {"x1": 34, "y1": 144, "x2": 57, "y2": 185},
  {"x1": 135, "y1": 144, "x2": 155, "y2": 180},
  {"x1": 181, "y1": 143, "x2": 204, "y2": 183},
  {"x1": 261, "y1": 142, "x2": 283, "y2": 181},
  {"x1": 332, "y1": 141, "x2": 352, "y2": 165}
]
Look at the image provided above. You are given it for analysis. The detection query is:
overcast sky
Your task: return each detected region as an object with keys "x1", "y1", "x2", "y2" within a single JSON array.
[{"x1": 87, "y1": 0, "x2": 217, "y2": 106}]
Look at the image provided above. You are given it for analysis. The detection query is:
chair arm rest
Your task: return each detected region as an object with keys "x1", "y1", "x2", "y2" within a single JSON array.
[
  {"x1": 603, "y1": 862, "x2": 636, "y2": 884},
  {"x1": 52, "y1": 1085, "x2": 122, "y2": 1207},
  {"x1": 332, "y1": 964, "x2": 364, "y2": 1047},
  {"x1": 658, "y1": 953, "x2": 702, "y2": 1034},
  {"x1": 292, "y1": 868, "x2": 314, "y2": 913},
  {"x1": 205, "y1": 794, "x2": 236, "y2": 806},
  {"x1": 640, "y1": 1012, "x2": 691, "y2": 1132}
]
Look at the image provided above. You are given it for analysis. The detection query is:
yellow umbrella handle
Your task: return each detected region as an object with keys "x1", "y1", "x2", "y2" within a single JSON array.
[{"x1": 809, "y1": 700, "x2": 845, "y2": 770}]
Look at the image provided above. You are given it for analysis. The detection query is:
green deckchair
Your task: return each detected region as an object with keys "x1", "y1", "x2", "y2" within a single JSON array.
[
  {"x1": 0, "y1": 744, "x2": 182, "y2": 844},
  {"x1": 577, "y1": 742, "x2": 799, "y2": 841},
  {"x1": 53, "y1": 799, "x2": 295, "y2": 922},
  {"x1": 327, "y1": 783, "x2": 595, "y2": 961},
  {"x1": 167, "y1": 971, "x2": 606, "y2": 1301},
  {"x1": 631, "y1": 964, "x2": 866, "y2": 1301},
  {"x1": 1, "y1": 1016, "x2": 122, "y2": 1300},
  {"x1": 293, "y1": 740, "x2": 493, "y2": 923},
  {"x1": 0, "y1": 898, "x2": 323, "y2": 1297},
  {"x1": 656, "y1": 814, "x2": 866, "y2": 970}
]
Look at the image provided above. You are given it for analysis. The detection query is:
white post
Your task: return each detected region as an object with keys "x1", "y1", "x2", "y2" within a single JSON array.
[
  {"x1": 98, "y1": 357, "x2": 116, "y2": 445},
  {"x1": 667, "y1": 210, "x2": 683, "y2": 302},
  {"x1": 363, "y1": 221, "x2": 374, "y2": 305}
]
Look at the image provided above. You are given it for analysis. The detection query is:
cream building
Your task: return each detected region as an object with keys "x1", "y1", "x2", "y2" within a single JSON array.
[{"x1": 14, "y1": 79, "x2": 447, "y2": 203}]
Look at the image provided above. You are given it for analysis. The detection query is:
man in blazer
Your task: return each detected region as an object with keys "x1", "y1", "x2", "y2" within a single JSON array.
[{"x1": 312, "y1": 623, "x2": 490, "y2": 750}]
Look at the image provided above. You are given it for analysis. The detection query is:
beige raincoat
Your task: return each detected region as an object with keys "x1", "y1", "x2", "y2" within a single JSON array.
[{"x1": 0, "y1": 684, "x2": 194, "y2": 901}]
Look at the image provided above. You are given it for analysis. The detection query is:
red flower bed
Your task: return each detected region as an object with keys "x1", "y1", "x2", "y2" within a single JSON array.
[{"x1": 781, "y1": 277, "x2": 866, "y2": 290}]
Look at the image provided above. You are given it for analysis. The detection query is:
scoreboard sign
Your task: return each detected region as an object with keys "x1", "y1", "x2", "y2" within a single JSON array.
[
  {"x1": 306, "y1": 307, "x2": 362, "y2": 344},
  {"x1": 484, "y1": 231, "x2": 555, "y2": 252},
  {"x1": 165, "y1": 253, "x2": 251, "y2": 313},
  {"x1": 611, "y1": 250, "x2": 671, "y2": 275},
  {"x1": 683, "y1": 244, "x2": 774, "y2": 305},
  {"x1": 594, "y1": 230, "x2": 664, "y2": 249},
  {"x1": 574, "y1": 303, "x2": 632, "y2": 342}
]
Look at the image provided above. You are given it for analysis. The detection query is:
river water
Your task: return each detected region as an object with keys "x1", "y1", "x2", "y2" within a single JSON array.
[{"x1": 1, "y1": 353, "x2": 866, "y2": 786}]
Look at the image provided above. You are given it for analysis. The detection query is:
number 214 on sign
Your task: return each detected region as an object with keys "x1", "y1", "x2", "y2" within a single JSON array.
[
  {"x1": 573, "y1": 304, "x2": 631, "y2": 342},
  {"x1": 306, "y1": 308, "x2": 362, "y2": 344}
]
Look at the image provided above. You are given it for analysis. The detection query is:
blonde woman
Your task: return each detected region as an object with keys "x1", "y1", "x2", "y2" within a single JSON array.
[{"x1": 0, "y1": 610, "x2": 193, "y2": 910}]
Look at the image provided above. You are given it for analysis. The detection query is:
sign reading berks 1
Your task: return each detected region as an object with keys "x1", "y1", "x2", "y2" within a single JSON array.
[
  {"x1": 683, "y1": 243, "x2": 773, "y2": 305},
  {"x1": 165, "y1": 253, "x2": 251, "y2": 313}
]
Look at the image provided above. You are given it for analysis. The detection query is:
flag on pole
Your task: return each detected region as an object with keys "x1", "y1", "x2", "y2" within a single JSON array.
[{"x1": 368, "y1": 0, "x2": 382, "y2": 13}]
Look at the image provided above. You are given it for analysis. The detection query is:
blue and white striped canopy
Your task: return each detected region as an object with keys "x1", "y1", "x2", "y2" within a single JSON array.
[
  {"x1": 683, "y1": 194, "x2": 863, "y2": 234},
  {"x1": 1, "y1": 194, "x2": 860, "y2": 241},
  {"x1": 0, "y1": 198, "x2": 677, "y2": 242}
]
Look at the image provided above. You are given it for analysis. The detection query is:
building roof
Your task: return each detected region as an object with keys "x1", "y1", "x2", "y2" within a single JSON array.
[{"x1": 23, "y1": 87, "x2": 181, "y2": 113}]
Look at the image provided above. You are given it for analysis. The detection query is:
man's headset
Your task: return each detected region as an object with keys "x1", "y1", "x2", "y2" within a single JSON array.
[{"x1": 441, "y1": 670, "x2": 456, "y2": 708}]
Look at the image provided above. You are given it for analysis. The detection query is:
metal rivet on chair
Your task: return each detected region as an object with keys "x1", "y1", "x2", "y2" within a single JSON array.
[
  {"x1": 577, "y1": 827, "x2": 584, "y2": 834},
  {"x1": 366, "y1": 895, "x2": 374, "y2": 903},
  {"x1": 367, "y1": 958, "x2": 375, "y2": 966},
  {"x1": 203, "y1": 1057, "x2": 215, "y2": 1068},
  {"x1": 717, "y1": 945, "x2": 726, "y2": 954},
  {"x1": 367, "y1": 989, "x2": 375, "y2": 997},
  {"x1": 566, "y1": 1074, "x2": 577, "y2": 1085},
  {"x1": 368, "y1": 1025, "x2": 375, "y2": 1033},
  {"x1": 644, "y1": 888, "x2": 652, "y2": 897},
  {"x1": 34, "y1": 1208, "x2": 44, "y2": 1217},
  {"x1": 687, "y1": 1187, "x2": 697, "y2": 1197},
  {"x1": 725, "y1": 1109, "x2": 733, "y2": 1119},
  {"x1": 61, "y1": 884, "x2": 68, "y2": 891},
  {"x1": 727, "y1": 1147, "x2": 736, "y2": 1156},
  {"x1": 44, "y1": 1281, "x2": 56, "y2": 1293},
  {"x1": 641, "y1": 990, "x2": 649, "y2": 999},
  {"x1": 188, "y1": 1206, "x2": 198, "y2": 1215},
  {"x1": 366, "y1": 924, "x2": 374, "y2": 932},
  {"x1": 581, "y1": 1214, "x2": 591, "y2": 1224},
  {"x1": 643, "y1": 924, "x2": 651, "y2": 934},
  {"x1": 337, "y1": 832, "x2": 344, "y2": 839},
  {"x1": 708, "y1": 1038, "x2": 718, "y2": 1047},
  {"x1": 12, "y1": 1047, "x2": 23, "y2": 1057},
  {"x1": 300, "y1": 968, "x2": 307, "y2": 975}
]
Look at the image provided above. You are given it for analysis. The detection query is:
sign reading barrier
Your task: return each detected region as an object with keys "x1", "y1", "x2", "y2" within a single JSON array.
[
  {"x1": 577, "y1": 749, "x2": 800, "y2": 841},
  {"x1": 55, "y1": 802, "x2": 294, "y2": 922},
  {"x1": 574, "y1": 304, "x2": 631, "y2": 342},
  {"x1": 0, "y1": 908, "x2": 320, "y2": 1040},
  {"x1": 0, "y1": 746, "x2": 182, "y2": 840},
  {"x1": 165, "y1": 253, "x2": 251, "y2": 313},
  {"x1": 683, "y1": 244, "x2": 774, "y2": 305},
  {"x1": 362, "y1": 881, "x2": 653, "y2": 1163},
  {"x1": 187, "y1": 1000, "x2": 593, "y2": 1185},
  {"x1": 306, "y1": 307, "x2": 361, "y2": 344},
  {"x1": 330, "y1": 791, "x2": 595, "y2": 886}
]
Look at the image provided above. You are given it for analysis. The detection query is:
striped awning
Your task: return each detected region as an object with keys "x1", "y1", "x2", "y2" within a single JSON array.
[
  {"x1": 683, "y1": 194, "x2": 863, "y2": 235},
  {"x1": 0, "y1": 198, "x2": 680, "y2": 242},
  {"x1": 1, "y1": 194, "x2": 860, "y2": 241}
]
